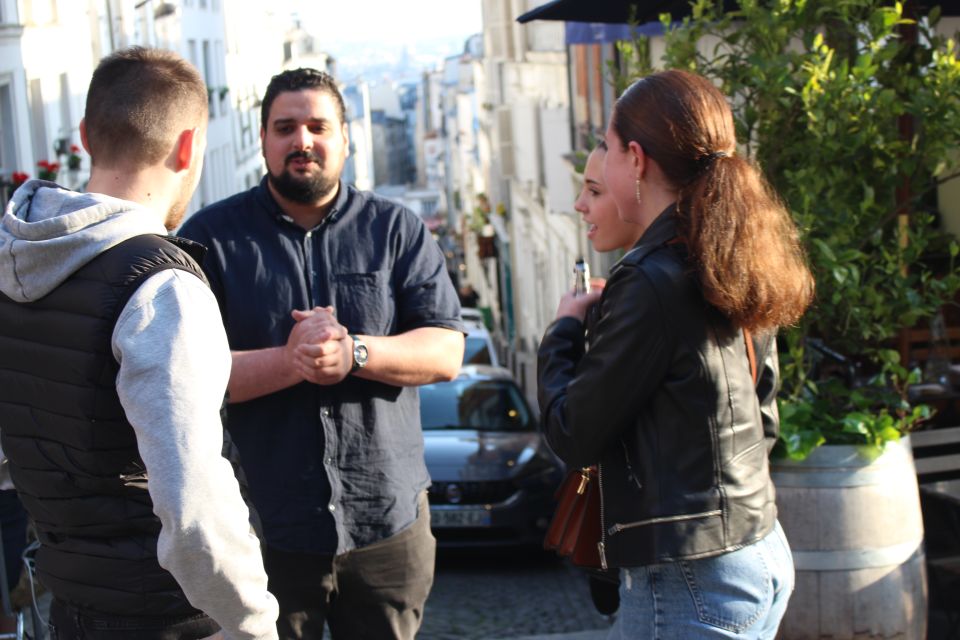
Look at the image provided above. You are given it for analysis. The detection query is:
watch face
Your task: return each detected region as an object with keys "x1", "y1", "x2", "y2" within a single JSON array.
[{"x1": 354, "y1": 341, "x2": 368, "y2": 367}]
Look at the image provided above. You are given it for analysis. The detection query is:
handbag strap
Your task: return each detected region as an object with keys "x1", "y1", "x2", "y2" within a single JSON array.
[{"x1": 743, "y1": 329, "x2": 757, "y2": 385}]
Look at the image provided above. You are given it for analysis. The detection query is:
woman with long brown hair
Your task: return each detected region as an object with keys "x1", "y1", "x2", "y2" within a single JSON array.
[{"x1": 537, "y1": 69, "x2": 813, "y2": 638}]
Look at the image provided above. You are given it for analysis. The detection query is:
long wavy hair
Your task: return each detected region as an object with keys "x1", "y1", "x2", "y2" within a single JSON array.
[{"x1": 611, "y1": 70, "x2": 814, "y2": 332}]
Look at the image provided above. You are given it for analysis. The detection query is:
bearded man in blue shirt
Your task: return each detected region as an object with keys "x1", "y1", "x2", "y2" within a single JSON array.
[{"x1": 178, "y1": 68, "x2": 465, "y2": 640}]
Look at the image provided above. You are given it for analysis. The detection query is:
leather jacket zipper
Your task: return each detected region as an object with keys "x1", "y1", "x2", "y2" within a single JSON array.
[
  {"x1": 608, "y1": 509, "x2": 722, "y2": 535},
  {"x1": 597, "y1": 462, "x2": 607, "y2": 570},
  {"x1": 620, "y1": 440, "x2": 642, "y2": 490}
]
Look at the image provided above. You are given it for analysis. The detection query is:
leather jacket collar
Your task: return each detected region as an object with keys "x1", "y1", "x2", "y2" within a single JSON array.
[{"x1": 616, "y1": 204, "x2": 678, "y2": 270}]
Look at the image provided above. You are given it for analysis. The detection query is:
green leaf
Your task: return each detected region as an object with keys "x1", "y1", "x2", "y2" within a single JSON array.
[{"x1": 641, "y1": 0, "x2": 960, "y2": 461}]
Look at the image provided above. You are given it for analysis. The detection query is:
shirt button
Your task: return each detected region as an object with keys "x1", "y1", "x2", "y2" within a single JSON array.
[
  {"x1": 325, "y1": 457, "x2": 334, "y2": 465},
  {"x1": 328, "y1": 504, "x2": 336, "y2": 512},
  {"x1": 305, "y1": 231, "x2": 313, "y2": 239},
  {"x1": 321, "y1": 408, "x2": 331, "y2": 417}
]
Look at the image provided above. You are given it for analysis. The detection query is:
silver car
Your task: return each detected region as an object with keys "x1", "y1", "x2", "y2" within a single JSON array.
[{"x1": 420, "y1": 365, "x2": 564, "y2": 547}]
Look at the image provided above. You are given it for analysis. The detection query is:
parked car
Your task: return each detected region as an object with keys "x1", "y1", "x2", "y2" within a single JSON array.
[
  {"x1": 463, "y1": 325, "x2": 499, "y2": 367},
  {"x1": 420, "y1": 365, "x2": 564, "y2": 547}
]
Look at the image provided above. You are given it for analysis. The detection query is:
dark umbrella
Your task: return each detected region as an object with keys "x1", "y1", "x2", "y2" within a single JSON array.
[
  {"x1": 516, "y1": 0, "x2": 736, "y2": 24},
  {"x1": 516, "y1": 0, "x2": 960, "y2": 24}
]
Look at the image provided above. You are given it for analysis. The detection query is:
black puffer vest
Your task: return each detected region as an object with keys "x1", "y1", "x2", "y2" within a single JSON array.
[{"x1": 0, "y1": 234, "x2": 252, "y2": 617}]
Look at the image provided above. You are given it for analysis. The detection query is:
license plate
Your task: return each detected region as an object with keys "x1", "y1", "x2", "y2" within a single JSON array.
[{"x1": 430, "y1": 507, "x2": 492, "y2": 528}]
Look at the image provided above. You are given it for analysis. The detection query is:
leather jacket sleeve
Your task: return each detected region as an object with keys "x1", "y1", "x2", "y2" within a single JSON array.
[
  {"x1": 752, "y1": 331, "x2": 781, "y2": 453},
  {"x1": 537, "y1": 267, "x2": 672, "y2": 468}
]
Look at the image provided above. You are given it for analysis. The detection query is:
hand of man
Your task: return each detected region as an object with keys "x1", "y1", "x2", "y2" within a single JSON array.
[
  {"x1": 288, "y1": 307, "x2": 352, "y2": 385},
  {"x1": 285, "y1": 306, "x2": 344, "y2": 368}
]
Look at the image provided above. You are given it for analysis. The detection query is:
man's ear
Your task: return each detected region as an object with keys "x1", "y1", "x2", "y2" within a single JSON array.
[
  {"x1": 342, "y1": 122, "x2": 350, "y2": 159},
  {"x1": 79, "y1": 119, "x2": 91, "y2": 154},
  {"x1": 174, "y1": 128, "x2": 201, "y2": 172}
]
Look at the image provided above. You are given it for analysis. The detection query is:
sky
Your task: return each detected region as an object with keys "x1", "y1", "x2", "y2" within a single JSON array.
[
  {"x1": 291, "y1": 0, "x2": 483, "y2": 47},
  {"x1": 282, "y1": 0, "x2": 484, "y2": 82}
]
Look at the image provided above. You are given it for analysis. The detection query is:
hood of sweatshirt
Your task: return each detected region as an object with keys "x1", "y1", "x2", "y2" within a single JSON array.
[{"x1": 0, "y1": 179, "x2": 167, "y2": 302}]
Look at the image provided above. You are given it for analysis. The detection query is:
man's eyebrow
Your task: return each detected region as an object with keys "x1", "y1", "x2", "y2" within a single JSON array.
[
  {"x1": 271, "y1": 117, "x2": 332, "y2": 126},
  {"x1": 585, "y1": 178, "x2": 602, "y2": 187}
]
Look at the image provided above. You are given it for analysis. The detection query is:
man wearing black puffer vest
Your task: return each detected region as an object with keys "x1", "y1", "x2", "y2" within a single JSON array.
[{"x1": 0, "y1": 48, "x2": 278, "y2": 640}]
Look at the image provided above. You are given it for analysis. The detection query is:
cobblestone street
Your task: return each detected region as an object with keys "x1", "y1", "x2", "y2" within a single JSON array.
[{"x1": 419, "y1": 549, "x2": 613, "y2": 640}]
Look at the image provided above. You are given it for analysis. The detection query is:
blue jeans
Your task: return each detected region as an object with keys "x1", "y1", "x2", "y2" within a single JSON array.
[{"x1": 608, "y1": 520, "x2": 794, "y2": 639}]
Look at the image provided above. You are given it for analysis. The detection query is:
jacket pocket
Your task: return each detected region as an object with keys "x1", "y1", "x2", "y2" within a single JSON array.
[{"x1": 608, "y1": 509, "x2": 722, "y2": 535}]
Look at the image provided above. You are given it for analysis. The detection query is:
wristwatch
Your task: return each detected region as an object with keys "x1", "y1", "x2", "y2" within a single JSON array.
[{"x1": 350, "y1": 335, "x2": 368, "y2": 373}]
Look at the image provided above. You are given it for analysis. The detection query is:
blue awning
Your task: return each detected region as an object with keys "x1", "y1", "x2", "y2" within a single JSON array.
[{"x1": 564, "y1": 21, "x2": 665, "y2": 45}]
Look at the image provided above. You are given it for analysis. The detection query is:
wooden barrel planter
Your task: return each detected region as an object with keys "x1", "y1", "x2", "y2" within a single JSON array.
[{"x1": 771, "y1": 438, "x2": 927, "y2": 639}]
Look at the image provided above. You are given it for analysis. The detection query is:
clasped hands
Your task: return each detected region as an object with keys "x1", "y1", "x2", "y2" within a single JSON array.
[{"x1": 286, "y1": 306, "x2": 354, "y2": 385}]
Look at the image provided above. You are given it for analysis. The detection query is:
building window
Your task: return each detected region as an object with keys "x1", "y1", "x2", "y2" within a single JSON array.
[
  {"x1": 1, "y1": 82, "x2": 19, "y2": 204},
  {"x1": 59, "y1": 73, "x2": 72, "y2": 145},
  {"x1": 187, "y1": 39, "x2": 197, "y2": 69},
  {"x1": 28, "y1": 79, "x2": 48, "y2": 166},
  {"x1": 202, "y1": 40, "x2": 213, "y2": 117},
  {"x1": 216, "y1": 40, "x2": 227, "y2": 117}
]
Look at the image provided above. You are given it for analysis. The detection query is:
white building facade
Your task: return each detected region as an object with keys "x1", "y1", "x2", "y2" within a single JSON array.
[
  {"x1": 468, "y1": 0, "x2": 582, "y2": 401},
  {"x1": 0, "y1": 0, "x2": 292, "y2": 219}
]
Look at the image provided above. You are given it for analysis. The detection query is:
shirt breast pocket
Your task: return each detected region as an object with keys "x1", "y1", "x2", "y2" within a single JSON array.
[{"x1": 334, "y1": 270, "x2": 394, "y2": 335}]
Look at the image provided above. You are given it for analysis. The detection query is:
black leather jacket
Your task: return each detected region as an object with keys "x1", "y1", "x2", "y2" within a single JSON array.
[{"x1": 537, "y1": 209, "x2": 780, "y2": 568}]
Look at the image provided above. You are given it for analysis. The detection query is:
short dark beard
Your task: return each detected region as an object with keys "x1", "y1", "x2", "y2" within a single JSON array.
[{"x1": 267, "y1": 151, "x2": 338, "y2": 204}]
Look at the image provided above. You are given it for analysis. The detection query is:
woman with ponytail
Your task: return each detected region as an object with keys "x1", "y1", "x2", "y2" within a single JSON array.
[{"x1": 537, "y1": 70, "x2": 813, "y2": 639}]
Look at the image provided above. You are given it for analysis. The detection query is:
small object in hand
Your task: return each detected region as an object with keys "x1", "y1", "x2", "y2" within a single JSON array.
[{"x1": 573, "y1": 258, "x2": 591, "y2": 296}]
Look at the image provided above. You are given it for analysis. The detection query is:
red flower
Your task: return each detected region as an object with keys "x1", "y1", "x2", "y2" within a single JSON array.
[
  {"x1": 70, "y1": 144, "x2": 80, "y2": 153},
  {"x1": 35, "y1": 159, "x2": 59, "y2": 180},
  {"x1": 11, "y1": 172, "x2": 29, "y2": 185}
]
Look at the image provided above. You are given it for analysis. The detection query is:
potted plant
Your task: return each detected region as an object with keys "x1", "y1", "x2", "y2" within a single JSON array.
[
  {"x1": 36, "y1": 160, "x2": 60, "y2": 182},
  {"x1": 2, "y1": 171, "x2": 28, "y2": 204},
  {"x1": 613, "y1": 1, "x2": 960, "y2": 636},
  {"x1": 67, "y1": 145, "x2": 82, "y2": 171}
]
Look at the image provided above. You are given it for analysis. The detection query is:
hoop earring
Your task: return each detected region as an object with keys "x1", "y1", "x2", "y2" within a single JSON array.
[{"x1": 635, "y1": 177, "x2": 642, "y2": 204}]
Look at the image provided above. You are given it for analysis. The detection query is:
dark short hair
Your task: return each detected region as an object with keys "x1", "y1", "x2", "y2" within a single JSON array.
[
  {"x1": 260, "y1": 68, "x2": 346, "y2": 130},
  {"x1": 84, "y1": 47, "x2": 208, "y2": 169}
]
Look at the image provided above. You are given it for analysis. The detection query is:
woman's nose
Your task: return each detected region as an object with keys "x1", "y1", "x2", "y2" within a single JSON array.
[{"x1": 574, "y1": 194, "x2": 587, "y2": 215}]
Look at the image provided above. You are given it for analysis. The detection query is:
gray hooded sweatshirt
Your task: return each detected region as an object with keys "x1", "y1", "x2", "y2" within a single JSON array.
[{"x1": 0, "y1": 181, "x2": 279, "y2": 640}]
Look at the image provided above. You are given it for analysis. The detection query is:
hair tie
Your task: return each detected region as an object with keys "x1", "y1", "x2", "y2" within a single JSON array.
[{"x1": 696, "y1": 150, "x2": 729, "y2": 174}]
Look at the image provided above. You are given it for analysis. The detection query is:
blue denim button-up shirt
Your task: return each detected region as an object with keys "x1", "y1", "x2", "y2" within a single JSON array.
[{"x1": 178, "y1": 178, "x2": 463, "y2": 554}]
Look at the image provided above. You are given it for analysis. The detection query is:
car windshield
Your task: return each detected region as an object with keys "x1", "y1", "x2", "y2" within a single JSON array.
[
  {"x1": 463, "y1": 335, "x2": 493, "y2": 365},
  {"x1": 420, "y1": 378, "x2": 535, "y2": 432}
]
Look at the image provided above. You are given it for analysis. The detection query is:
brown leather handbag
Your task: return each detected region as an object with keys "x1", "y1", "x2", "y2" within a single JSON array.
[{"x1": 543, "y1": 466, "x2": 602, "y2": 567}]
